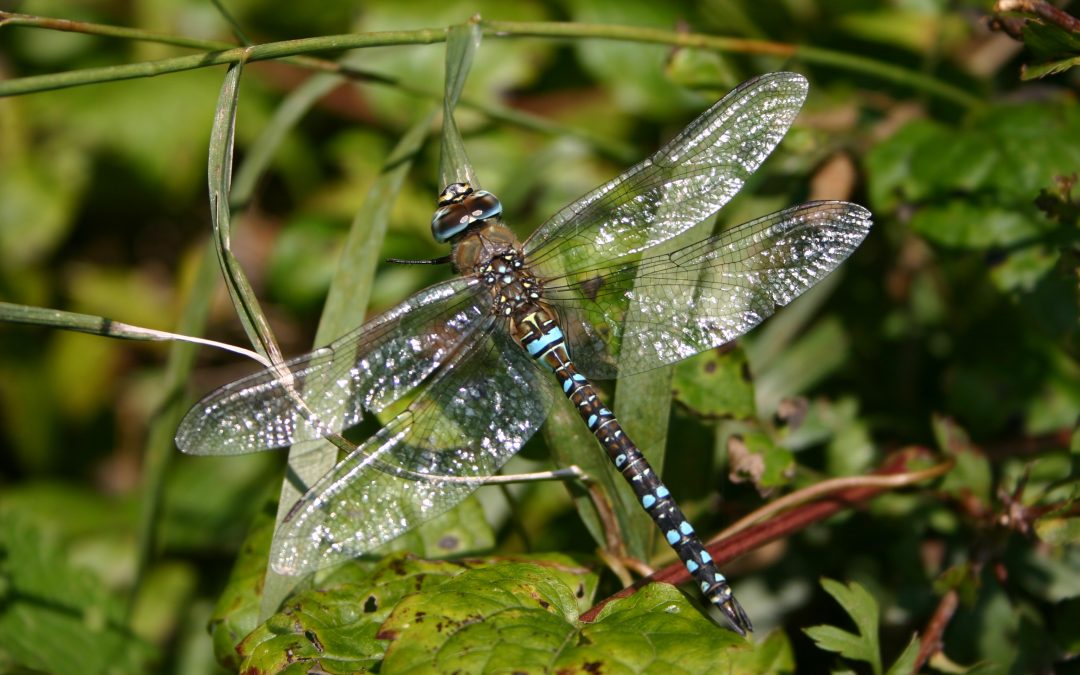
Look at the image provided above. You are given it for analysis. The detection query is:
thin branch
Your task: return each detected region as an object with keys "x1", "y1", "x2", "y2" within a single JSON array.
[
  {"x1": 581, "y1": 448, "x2": 950, "y2": 621},
  {"x1": 484, "y1": 20, "x2": 983, "y2": 109},
  {"x1": 0, "y1": 11, "x2": 982, "y2": 109},
  {"x1": 914, "y1": 589, "x2": 959, "y2": 672},
  {"x1": 714, "y1": 456, "x2": 956, "y2": 541}
]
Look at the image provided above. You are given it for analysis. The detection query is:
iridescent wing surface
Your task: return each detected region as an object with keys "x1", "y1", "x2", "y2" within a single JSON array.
[
  {"x1": 271, "y1": 326, "x2": 553, "y2": 575},
  {"x1": 524, "y1": 72, "x2": 809, "y2": 277},
  {"x1": 541, "y1": 202, "x2": 872, "y2": 377},
  {"x1": 175, "y1": 278, "x2": 490, "y2": 456}
]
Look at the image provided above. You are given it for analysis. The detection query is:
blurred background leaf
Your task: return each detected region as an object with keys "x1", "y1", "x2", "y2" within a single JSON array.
[{"x1": 1, "y1": 0, "x2": 1078, "y2": 673}]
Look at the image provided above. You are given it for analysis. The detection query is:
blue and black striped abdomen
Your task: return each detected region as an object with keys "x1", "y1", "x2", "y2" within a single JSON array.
[{"x1": 513, "y1": 307, "x2": 752, "y2": 635}]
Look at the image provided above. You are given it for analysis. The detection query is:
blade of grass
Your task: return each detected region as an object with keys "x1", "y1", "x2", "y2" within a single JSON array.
[
  {"x1": 0, "y1": 302, "x2": 266, "y2": 364},
  {"x1": 611, "y1": 370, "x2": 673, "y2": 561},
  {"x1": 439, "y1": 19, "x2": 483, "y2": 189},
  {"x1": 608, "y1": 233, "x2": 700, "y2": 560},
  {"x1": 259, "y1": 107, "x2": 438, "y2": 619},
  {"x1": 544, "y1": 392, "x2": 629, "y2": 555},
  {"x1": 208, "y1": 57, "x2": 282, "y2": 364}
]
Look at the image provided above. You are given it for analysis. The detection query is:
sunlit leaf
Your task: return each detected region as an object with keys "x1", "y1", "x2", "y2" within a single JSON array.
[
  {"x1": 673, "y1": 346, "x2": 756, "y2": 419},
  {"x1": 804, "y1": 578, "x2": 882, "y2": 675}
]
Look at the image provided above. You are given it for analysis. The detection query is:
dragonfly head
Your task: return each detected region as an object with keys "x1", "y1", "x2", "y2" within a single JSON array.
[{"x1": 431, "y1": 182, "x2": 503, "y2": 243}]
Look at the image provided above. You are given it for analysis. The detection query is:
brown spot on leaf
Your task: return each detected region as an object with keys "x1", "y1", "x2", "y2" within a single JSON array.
[
  {"x1": 305, "y1": 630, "x2": 324, "y2": 653},
  {"x1": 576, "y1": 583, "x2": 585, "y2": 598},
  {"x1": 704, "y1": 359, "x2": 717, "y2": 374},
  {"x1": 364, "y1": 595, "x2": 378, "y2": 613},
  {"x1": 584, "y1": 662, "x2": 604, "y2": 673},
  {"x1": 776, "y1": 397, "x2": 808, "y2": 428},
  {"x1": 727, "y1": 436, "x2": 764, "y2": 485},
  {"x1": 438, "y1": 534, "x2": 460, "y2": 550}
]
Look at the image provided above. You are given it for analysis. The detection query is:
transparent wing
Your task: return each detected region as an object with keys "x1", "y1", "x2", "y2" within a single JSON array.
[
  {"x1": 271, "y1": 325, "x2": 553, "y2": 575},
  {"x1": 542, "y1": 202, "x2": 872, "y2": 378},
  {"x1": 175, "y1": 277, "x2": 490, "y2": 456},
  {"x1": 523, "y1": 72, "x2": 809, "y2": 276}
]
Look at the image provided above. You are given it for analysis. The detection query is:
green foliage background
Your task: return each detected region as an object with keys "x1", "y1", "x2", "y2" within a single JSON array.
[{"x1": 0, "y1": 1, "x2": 1078, "y2": 673}]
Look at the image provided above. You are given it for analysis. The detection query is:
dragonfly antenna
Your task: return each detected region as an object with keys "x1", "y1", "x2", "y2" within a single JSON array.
[{"x1": 386, "y1": 255, "x2": 452, "y2": 265}]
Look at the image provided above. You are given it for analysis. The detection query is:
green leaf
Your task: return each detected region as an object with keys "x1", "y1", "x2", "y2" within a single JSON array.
[
  {"x1": 241, "y1": 554, "x2": 595, "y2": 673},
  {"x1": 0, "y1": 149, "x2": 86, "y2": 267},
  {"x1": 380, "y1": 562, "x2": 584, "y2": 672},
  {"x1": 909, "y1": 201, "x2": 1045, "y2": 250},
  {"x1": 1020, "y1": 20, "x2": 1080, "y2": 61},
  {"x1": 884, "y1": 635, "x2": 921, "y2": 675},
  {"x1": 385, "y1": 576, "x2": 746, "y2": 674},
  {"x1": 804, "y1": 578, "x2": 882, "y2": 675},
  {"x1": 0, "y1": 514, "x2": 157, "y2": 674},
  {"x1": 751, "y1": 315, "x2": 850, "y2": 417},
  {"x1": 1024, "y1": 54, "x2": 1080, "y2": 79},
  {"x1": 240, "y1": 553, "x2": 761, "y2": 673},
  {"x1": 824, "y1": 399, "x2": 875, "y2": 477},
  {"x1": 933, "y1": 563, "x2": 980, "y2": 606},
  {"x1": 933, "y1": 416, "x2": 993, "y2": 506},
  {"x1": 564, "y1": 583, "x2": 748, "y2": 672},
  {"x1": 729, "y1": 629, "x2": 795, "y2": 674},
  {"x1": 673, "y1": 346, "x2": 756, "y2": 419},
  {"x1": 568, "y1": 0, "x2": 701, "y2": 117},
  {"x1": 728, "y1": 432, "x2": 795, "y2": 490},
  {"x1": 1035, "y1": 516, "x2": 1080, "y2": 546},
  {"x1": 868, "y1": 102, "x2": 1080, "y2": 212},
  {"x1": 837, "y1": 10, "x2": 968, "y2": 54},
  {"x1": 209, "y1": 502, "x2": 276, "y2": 670},
  {"x1": 664, "y1": 48, "x2": 739, "y2": 92},
  {"x1": 864, "y1": 119, "x2": 946, "y2": 211}
]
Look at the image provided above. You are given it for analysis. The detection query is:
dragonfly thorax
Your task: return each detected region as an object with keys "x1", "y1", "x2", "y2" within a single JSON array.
[{"x1": 477, "y1": 250, "x2": 544, "y2": 317}]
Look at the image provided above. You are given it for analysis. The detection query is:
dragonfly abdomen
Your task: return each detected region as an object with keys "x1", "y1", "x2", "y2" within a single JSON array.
[{"x1": 514, "y1": 307, "x2": 752, "y2": 635}]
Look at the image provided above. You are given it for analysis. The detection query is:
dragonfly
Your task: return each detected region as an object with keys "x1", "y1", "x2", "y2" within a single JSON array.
[{"x1": 176, "y1": 72, "x2": 871, "y2": 636}]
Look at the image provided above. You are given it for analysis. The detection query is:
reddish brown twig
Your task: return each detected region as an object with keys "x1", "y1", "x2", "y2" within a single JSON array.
[
  {"x1": 914, "y1": 589, "x2": 959, "y2": 672},
  {"x1": 582, "y1": 447, "x2": 949, "y2": 622}
]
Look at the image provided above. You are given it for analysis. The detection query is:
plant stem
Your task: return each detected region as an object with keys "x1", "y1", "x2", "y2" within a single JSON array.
[{"x1": 0, "y1": 11, "x2": 982, "y2": 109}]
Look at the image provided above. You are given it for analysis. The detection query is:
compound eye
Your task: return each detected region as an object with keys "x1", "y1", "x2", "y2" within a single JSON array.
[{"x1": 431, "y1": 189, "x2": 503, "y2": 243}]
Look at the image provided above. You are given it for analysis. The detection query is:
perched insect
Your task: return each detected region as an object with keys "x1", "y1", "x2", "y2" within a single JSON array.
[{"x1": 177, "y1": 72, "x2": 872, "y2": 635}]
